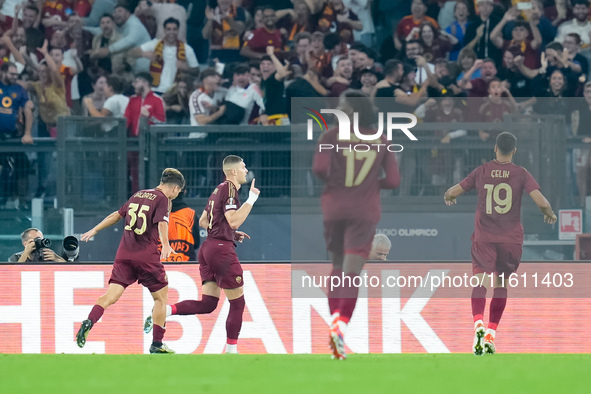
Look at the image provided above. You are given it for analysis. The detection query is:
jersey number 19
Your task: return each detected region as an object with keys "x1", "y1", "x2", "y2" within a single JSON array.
[{"x1": 484, "y1": 183, "x2": 512, "y2": 214}]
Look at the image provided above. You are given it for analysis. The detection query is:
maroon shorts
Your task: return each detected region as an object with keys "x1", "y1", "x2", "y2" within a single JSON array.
[
  {"x1": 198, "y1": 238, "x2": 244, "y2": 289},
  {"x1": 324, "y1": 219, "x2": 377, "y2": 259},
  {"x1": 471, "y1": 242, "x2": 523, "y2": 276},
  {"x1": 109, "y1": 259, "x2": 168, "y2": 293}
]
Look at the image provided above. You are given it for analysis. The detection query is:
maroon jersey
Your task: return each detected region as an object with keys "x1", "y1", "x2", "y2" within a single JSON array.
[
  {"x1": 312, "y1": 127, "x2": 400, "y2": 223},
  {"x1": 243, "y1": 27, "x2": 283, "y2": 54},
  {"x1": 460, "y1": 160, "x2": 540, "y2": 244},
  {"x1": 116, "y1": 188, "x2": 170, "y2": 261},
  {"x1": 204, "y1": 180, "x2": 241, "y2": 242}
]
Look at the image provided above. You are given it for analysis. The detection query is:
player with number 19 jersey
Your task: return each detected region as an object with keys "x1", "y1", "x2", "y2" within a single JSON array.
[
  {"x1": 460, "y1": 160, "x2": 540, "y2": 245},
  {"x1": 116, "y1": 188, "x2": 171, "y2": 261}
]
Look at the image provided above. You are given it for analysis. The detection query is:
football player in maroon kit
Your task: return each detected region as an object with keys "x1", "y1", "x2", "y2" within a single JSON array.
[
  {"x1": 444, "y1": 132, "x2": 557, "y2": 355},
  {"x1": 76, "y1": 168, "x2": 185, "y2": 354},
  {"x1": 313, "y1": 90, "x2": 400, "y2": 359},
  {"x1": 144, "y1": 155, "x2": 259, "y2": 354}
]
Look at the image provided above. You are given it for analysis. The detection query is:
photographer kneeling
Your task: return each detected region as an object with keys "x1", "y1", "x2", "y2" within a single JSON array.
[{"x1": 9, "y1": 228, "x2": 66, "y2": 263}]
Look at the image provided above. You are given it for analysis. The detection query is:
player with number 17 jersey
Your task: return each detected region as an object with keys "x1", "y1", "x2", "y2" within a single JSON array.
[
  {"x1": 314, "y1": 129, "x2": 400, "y2": 225},
  {"x1": 116, "y1": 188, "x2": 171, "y2": 261}
]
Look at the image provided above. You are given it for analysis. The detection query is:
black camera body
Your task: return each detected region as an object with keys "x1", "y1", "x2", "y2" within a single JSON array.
[{"x1": 33, "y1": 237, "x2": 51, "y2": 250}]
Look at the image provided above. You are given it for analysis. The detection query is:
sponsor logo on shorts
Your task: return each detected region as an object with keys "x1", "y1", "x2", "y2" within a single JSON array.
[{"x1": 236, "y1": 276, "x2": 242, "y2": 284}]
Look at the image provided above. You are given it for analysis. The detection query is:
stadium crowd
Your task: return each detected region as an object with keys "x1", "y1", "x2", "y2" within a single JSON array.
[{"x1": 2, "y1": 0, "x2": 591, "y2": 208}]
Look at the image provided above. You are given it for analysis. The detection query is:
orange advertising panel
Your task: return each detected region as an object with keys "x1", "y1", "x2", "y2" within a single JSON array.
[{"x1": 1, "y1": 264, "x2": 590, "y2": 354}]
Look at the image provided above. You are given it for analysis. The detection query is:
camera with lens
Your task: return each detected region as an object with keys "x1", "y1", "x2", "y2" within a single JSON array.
[
  {"x1": 61, "y1": 236, "x2": 80, "y2": 262},
  {"x1": 33, "y1": 237, "x2": 51, "y2": 250}
]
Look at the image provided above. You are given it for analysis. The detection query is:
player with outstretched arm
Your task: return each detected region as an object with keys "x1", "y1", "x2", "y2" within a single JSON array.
[
  {"x1": 76, "y1": 168, "x2": 185, "y2": 354},
  {"x1": 144, "y1": 155, "x2": 259, "y2": 354},
  {"x1": 444, "y1": 132, "x2": 557, "y2": 355}
]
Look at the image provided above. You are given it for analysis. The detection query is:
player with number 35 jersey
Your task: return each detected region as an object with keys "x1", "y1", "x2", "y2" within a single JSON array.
[{"x1": 76, "y1": 168, "x2": 185, "y2": 354}]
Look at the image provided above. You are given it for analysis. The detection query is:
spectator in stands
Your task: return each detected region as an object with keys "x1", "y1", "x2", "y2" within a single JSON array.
[
  {"x1": 84, "y1": 74, "x2": 129, "y2": 119},
  {"x1": 202, "y1": 0, "x2": 246, "y2": 63},
  {"x1": 360, "y1": 68, "x2": 378, "y2": 95},
  {"x1": 328, "y1": 57, "x2": 353, "y2": 97},
  {"x1": 162, "y1": 75, "x2": 194, "y2": 124},
  {"x1": 136, "y1": 0, "x2": 188, "y2": 43},
  {"x1": 373, "y1": 58, "x2": 403, "y2": 98},
  {"x1": 125, "y1": 72, "x2": 165, "y2": 192},
  {"x1": 344, "y1": 0, "x2": 374, "y2": 48},
  {"x1": 490, "y1": 9, "x2": 542, "y2": 70},
  {"x1": 404, "y1": 39, "x2": 435, "y2": 85},
  {"x1": 478, "y1": 78, "x2": 517, "y2": 141},
  {"x1": 83, "y1": 0, "x2": 117, "y2": 27},
  {"x1": 132, "y1": 17, "x2": 199, "y2": 95},
  {"x1": 0, "y1": 61, "x2": 33, "y2": 210},
  {"x1": 29, "y1": 40, "x2": 70, "y2": 138},
  {"x1": 48, "y1": 46, "x2": 80, "y2": 109},
  {"x1": 516, "y1": 42, "x2": 580, "y2": 97},
  {"x1": 456, "y1": 48, "x2": 481, "y2": 82},
  {"x1": 286, "y1": 66, "x2": 328, "y2": 117},
  {"x1": 445, "y1": 0, "x2": 470, "y2": 61},
  {"x1": 89, "y1": 14, "x2": 124, "y2": 74},
  {"x1": 189, "y1": 68, "x2": 226, "y2": 128},
  {"x1": 0, "y1": 31, "x2": 26, "y2": 73},
  {"x1": 291, "y1": 31, "x2": 311, "y2": 71},
  {"x1": 220, "y1": 64, "x2": 267, "y2": 125},
  {"x1": 81, "y1": 73, "x2": 106, "y2": 116},
  {"x1": 417, "y1": 21, "x2": 457, "y2": 63},
  {"x1": 8, "y1": 228, "x2": 66, "y2": 262},
  {"x1": 125, "y1": 72, "x2": 165, "y2": 137},
  {"x1": 261, "y1": 47, "x2": 290, "y2": 124},
  {"x1": 463, "y1": 0, "x2": 501, "y2": 65},
  {"x1": 533, "y1": 69, "x2": 572, "y2": 116},
  {"x1": 501, "y1": 1, "x2": 556, "y2": 49},
  {"x1": 276, "y1": 0, "x2": 313, "y2": 44},
  {"x1": 241, "y1": 7, "x2": 286, "y2": 60},
  {"x1": 395, "y1": 0, "x2": 438, "y2": 51},
  {"x1": 465, "y1": 58, "x2": 497, "y2": 97},
  {"x1": 65, "y1": 15, "x2": 94, "y2": 100},
  {"x1": 556, "y1": 0, "x2": 591, "y2": 46},
  {"x1": 41, "y1": 0, "x2": 73, "y2": 40},
  {"x1": 316, "y1": 0, "x2": 362, "y2": 45},
  {"x1": 9, "y1": 3, "x2": 42, "y2": 33},
  {"x1": 249, "y1": 60, "x2": 263, "y2": 88},
  {"x1": 497, "y1": 49, "x2": 534, "y2": 106},
  {"x1": 350, "y1": 46, "x2": 380, "y2": 88},
  {"x1": 563, "y1": 33, "x2": 589, "y2": 78},
  {"x1": 29, "y1": 40, "x2": 70, "y2": 199},
  {"x1": 84, "y1": 2, "x2": 151, "y2": 72}
]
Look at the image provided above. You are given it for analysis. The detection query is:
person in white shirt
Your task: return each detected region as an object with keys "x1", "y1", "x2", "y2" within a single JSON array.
[
  {"x1": 189, "y1": 68, "x2": 226, "y2": 128},
  {"x1": 133, "y1": 17, "x2": 199, "y2": 94},
  {"x1": 223, "y1": 64, "x2": 267, "y2": 125},
  {"x1": 84, "y1": 74, "x2": 129, "y2": 133},
  {"x1": 84, "y1": 3, "x2": 152, "y2": 72},
  {"x1": 556, "y1": 0, "x2": 591, "y2": 46}
]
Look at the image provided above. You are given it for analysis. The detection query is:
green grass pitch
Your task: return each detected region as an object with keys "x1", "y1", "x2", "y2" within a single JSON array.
[{"x1": 1, "y1": 354, "x2": 590, "y2": 393}]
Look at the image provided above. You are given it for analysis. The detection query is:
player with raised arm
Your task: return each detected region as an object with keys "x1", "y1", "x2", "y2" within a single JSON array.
[
  {"x1": 144, "y1": 155, "x2": 259, "y2": 354},
  {"x1": 444, "y1": 132, "x2": 557, "y2": 355},
  {"x1": 313, "y1": 90, "x2": 400, "y2": 360},
  {"x1": 76, "y1": 168, "x2": 185, "y2": 354}
]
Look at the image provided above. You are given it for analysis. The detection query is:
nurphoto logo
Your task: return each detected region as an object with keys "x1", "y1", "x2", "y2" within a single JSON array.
[{"x1": 305, "y1": 108, "x2": 418, "y2": 152}]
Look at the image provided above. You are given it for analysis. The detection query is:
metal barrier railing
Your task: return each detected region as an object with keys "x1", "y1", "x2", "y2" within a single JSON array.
[{"x1": 0, "y1": 113, "x2": 580, "y2": 215}]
